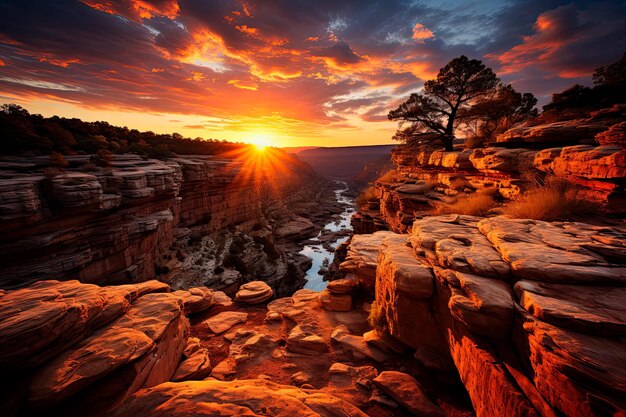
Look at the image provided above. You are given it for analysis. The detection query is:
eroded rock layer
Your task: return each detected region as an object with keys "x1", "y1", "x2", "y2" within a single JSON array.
[
  {"x1": 0, "y1": 276, "x2": 476, "y2": 417},
  {"x1": 353, "y1": 105, "x2": 625, "y2": 233},
  {"x1": 341, "y1": 215, "x2": 626, "y2": 417},
  {"x1": 0, "y1": 153, "x2": 326, "y2": 293}
]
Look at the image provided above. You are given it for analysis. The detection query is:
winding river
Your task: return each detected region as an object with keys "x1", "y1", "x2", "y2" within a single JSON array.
[{"x1": 300, "y1": 180, "x2": 355, "y2": 291}]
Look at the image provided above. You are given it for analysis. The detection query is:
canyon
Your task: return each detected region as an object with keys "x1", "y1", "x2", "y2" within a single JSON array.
[
  {"x1": 0, "y1": 150, "x2": 341, "y2": 295},
  {"x1": 0, "y1": 107, "x2": 625, "y2": 417}
]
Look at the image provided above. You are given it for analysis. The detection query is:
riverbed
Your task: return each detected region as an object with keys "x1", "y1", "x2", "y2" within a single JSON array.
[{"x1": 300, "y1": 180, "x2": 355, "y2": 291}]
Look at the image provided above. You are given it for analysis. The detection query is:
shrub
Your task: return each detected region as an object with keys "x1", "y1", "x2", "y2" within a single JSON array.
[
  {"x1": 435, "y1": 189, "x2": 499, "y2": 216},
  {"x1": 377, "y1": 169, "x2": 403, "y2": 183},
  {"x1": 367, "y1": 301, "x2": 387, "y2": 331},
  {"x1": 355, "y1": 186, "x2": 377, "y2": 208},
  {"x1": 92, "y1": 149, "x2": 114, "y2": 167},
  {"x1": 502, "y1": 177, "x2": 601, "y2": 221},
  {"x1": 49, "y1": 151, "x2": 69, "y2": 169}
]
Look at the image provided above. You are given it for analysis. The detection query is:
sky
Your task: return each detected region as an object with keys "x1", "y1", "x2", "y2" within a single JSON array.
[{"x1": 0, "y1": 0, "x2": 625, "y2": 147}]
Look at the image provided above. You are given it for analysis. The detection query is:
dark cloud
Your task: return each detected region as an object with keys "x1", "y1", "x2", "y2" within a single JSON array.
[{"x1": 313, "y1": 42, "x2": 363, "y2": 66}]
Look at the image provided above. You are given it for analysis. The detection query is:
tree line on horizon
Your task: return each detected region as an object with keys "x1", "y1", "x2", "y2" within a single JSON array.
[
  {"x1": 389, "y1": 52, "x2": 626, "y2": 151},
  {"x1": 0, "y1": 105, "x2": 247, "y2": 158}
]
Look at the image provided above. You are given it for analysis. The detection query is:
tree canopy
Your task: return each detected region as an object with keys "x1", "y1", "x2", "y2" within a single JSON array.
[
  {"x1": 0, "y1": 104, "x2": 245, "y2": 158},
  {"x1": 388, "y1": 56, "x2": 503, "y2": 151}
]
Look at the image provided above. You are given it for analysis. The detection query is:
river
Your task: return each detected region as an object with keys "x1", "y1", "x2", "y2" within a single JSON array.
[{"x1": 300, "y1": 180, "x2": 355, "y2": 291}]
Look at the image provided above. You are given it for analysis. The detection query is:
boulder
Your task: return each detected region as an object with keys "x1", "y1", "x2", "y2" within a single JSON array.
[
  {"x1": 235, "y1": 281, "x2": 273, "y2": 305},
  {"x1": 373, "y1": 371, "x2": 444, "y2": 417},
  {"x1": 330, "y1": 325, "x2": 388, "y2": 363},
  {"x1": 319, "y1": 290, "x2": 352, "y2": 311},
  {"x1": 204, "y1": 311, "x2": 248, "y2": 334},
  {"x1": 172, "y1": 348, "x2": 211, "y2": 381},
  {"x1": 286, "y1": 324, "x2": 328, "y2": 355},
  {"x1": 28, "y1": 292, "x2": 189, "y2": 410},
  {"x1": 0, "y1": 279, "x2": 168, "y2": 370},
  {"x1": 172, "y1": 287, "x2": 214, "y2": 315},
  {"x1": 327, "y1": 278, "x2": 357, "y2": 294}
]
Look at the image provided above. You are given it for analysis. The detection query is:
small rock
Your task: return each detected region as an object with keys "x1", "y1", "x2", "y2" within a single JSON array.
[
  {"x1": 211, "y1": 291, "x2": 233, "y2": 307},
  {"x1": 204, "y1": 311, "x2": 248, "y2": 334},
  {"x1": 327, "y1": 278, "x2": 357, "y2": 294},
  {"x1": 286, "y1": 325, "x2": 328, "y2": 355},
  {"x1": 172, "y1": 348, "x2": 211, "y2": 381},
  {"x1": 369, "y1": 389, "x2": 398, "y2": 408},
  {"x1": 331, "y1": 326, "x2": 388, "y2": 363},
  {"x1": 291, "y1": 371, "x2": 312, "y2": 386},
  {"x1": 235, "y1": 281, "x2": 273, "y2": 304},
  {"x1": 356, "y1": 378, "x2": 373, "y2": 390},
  {"x1": 373, "y1": 371, "x2": 444, "y2": 417},
  {"x1": 319, "y1": 289, "x2": 352, "y2": 311},
  {"x1": 265, "y1": 311, "x2": 282, "y2": 322}
]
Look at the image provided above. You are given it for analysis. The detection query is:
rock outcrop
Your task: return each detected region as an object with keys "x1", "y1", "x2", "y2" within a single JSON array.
[
  {"x1": 353, "y1": 105, "x2": 625, "y2": 233},
  {"x1": 0, "y1": 153, "x2": 327, "y2": 294},
  {"x1": 341, "y1": 215, "x2": 626, "y2": 417},
  {"x1": 0, "y1": 279, "x2": 219, "y2": 416}
]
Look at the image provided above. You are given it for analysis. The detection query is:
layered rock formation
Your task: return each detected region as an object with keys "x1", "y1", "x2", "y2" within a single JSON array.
[
  {"x1": 0, "y1": 277, "x2": 477, "y2": 417},
  {"x1": 341, "y1": 214, "x2": 626, "y2": 417},
  {"x1": 353, "y1": 105, "x2": 625, "y2": 233},
  {"x1": 0, "y1": 153, "x2": 327, "y2": 294}
]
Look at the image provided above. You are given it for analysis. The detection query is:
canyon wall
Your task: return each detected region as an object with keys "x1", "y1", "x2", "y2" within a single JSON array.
[
  {"x1": 341, "y1": 105, "x2": 626, "y2": 416},
  {"x1": 353, "y1": 104, "x2": 625, "y2": 233},
  {"x1": 341, "y1": 215, "x2": 626, "y2": 417},
  {"x1": 0, "y1": 152, "x2": 325, "y2": 294}
]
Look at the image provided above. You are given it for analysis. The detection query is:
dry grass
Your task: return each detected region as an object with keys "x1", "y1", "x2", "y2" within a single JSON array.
[
  {"x1": 377, "y1": 169, "x2": 403, "y2": 183},
  {"x1": 367, "y1": 301, "x2": 386, "y2": 331},
  {"x1": 502, "y1": 177, "x2": 601, "y2": 221},
  {"x1": 355, "y1": 186, "x2": 377, "y2": 208},
  {"x1": 435, "y1": 189, "x2": 499, "y2": 216}
]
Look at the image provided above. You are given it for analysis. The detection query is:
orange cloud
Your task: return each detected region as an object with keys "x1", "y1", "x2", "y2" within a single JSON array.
[
  {"x1": 486, "y1": 5, "x2": 588, "y2": 78},
  {"x1": 228, "y1": 79, "x2": 259, "y2": 90},
  {"x1": 412, "y1": 23, "x2": 434, "y2": 42},
  {"x1": 38, "y1": 56, "x2": 80, "y2": 68},
  {"x1": 235, "y1": 25, "x2": 260, "y2": 37},
  {"x1": 186, "y1": 71, "x2": 205, "y2": 82},
  {"x1": 81, "y1": 0, "x2": 179, "y2": 21}
]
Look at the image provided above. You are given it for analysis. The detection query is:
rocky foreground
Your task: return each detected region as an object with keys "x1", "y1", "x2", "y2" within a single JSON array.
[
  {"x1": 0, "y1": 276, "x2": 471, "y2": 417},
  {"x1": 1, "y1": 213, "x2": 623, "y2": 417},
  {"x1": 341, "y1": 214, "x2": 625, "y2": 417}
]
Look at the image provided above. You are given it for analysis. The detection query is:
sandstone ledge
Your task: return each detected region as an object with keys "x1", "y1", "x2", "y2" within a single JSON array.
[{"x1": 342, "y1": 215, "x2": 626, "y2": 417}]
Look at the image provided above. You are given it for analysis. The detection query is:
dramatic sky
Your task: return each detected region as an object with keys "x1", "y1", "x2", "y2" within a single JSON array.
[{"x1": 0, "y1": 1, "x2": 625, "y2": 147}]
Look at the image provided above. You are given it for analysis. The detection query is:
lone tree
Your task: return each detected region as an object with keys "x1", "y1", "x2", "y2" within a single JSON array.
[{"x1": 389, "y1": 55, "x2": 500, "y2": 151}]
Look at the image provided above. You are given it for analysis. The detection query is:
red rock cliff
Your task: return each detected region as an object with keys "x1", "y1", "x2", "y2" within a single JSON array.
[{"x1": 0, "y1": 153, "x2": 324, "y2": 293}]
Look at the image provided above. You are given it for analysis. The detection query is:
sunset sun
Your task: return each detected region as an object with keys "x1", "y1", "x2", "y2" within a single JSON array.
[{"x1": 249, "y1": 133, "x2": 272, "y2": 151}]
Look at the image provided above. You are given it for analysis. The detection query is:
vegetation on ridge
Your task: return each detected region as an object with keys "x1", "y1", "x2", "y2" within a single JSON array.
[
  {"x1": 0, "y1": 103, "x2": 245, "y2": 158},
  {"x1": 388, "y1": 55, "x2": 537, "y2": 151}
]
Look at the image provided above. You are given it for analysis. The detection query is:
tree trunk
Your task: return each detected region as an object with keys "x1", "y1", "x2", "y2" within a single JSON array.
[{"x1": 441, "y1": 135, "x2": 454, "y2": 151}]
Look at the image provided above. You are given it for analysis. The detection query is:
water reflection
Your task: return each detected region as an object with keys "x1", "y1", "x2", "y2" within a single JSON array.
[{"x1": 300, "y1": 181, "x2": 355, "y2": 291}]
